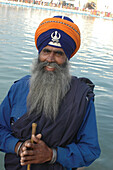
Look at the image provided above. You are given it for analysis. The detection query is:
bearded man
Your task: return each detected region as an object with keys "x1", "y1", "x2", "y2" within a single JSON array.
[{"x1": 0, "y1": 16, "x2": 101, "y2": 170}]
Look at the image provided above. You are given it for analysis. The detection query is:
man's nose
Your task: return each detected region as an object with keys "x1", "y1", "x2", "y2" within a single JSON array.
[{"x1": 46, "y1": 52, "x2": 55, "y2": 62}]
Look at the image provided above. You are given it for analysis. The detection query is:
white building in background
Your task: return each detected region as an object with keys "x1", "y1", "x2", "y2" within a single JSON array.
[
  {"x1": 79, "y1": 0, "x2": 87, "y2": 8},
  {"x1": 33, "y1": 0, "x2": 113, "y2": 13},
  {"x1": 97, "y1": 0, "x2": 113, "y2": 12},
  {"x1": 41, "y1": 0, "x2": 51, "y2": 2},
  {"x1": 60, "y1": 0, "x2": 113, "y2": 12},
  {"x1": 52, "y1": 0, "x2": 60, "y2": 3}
]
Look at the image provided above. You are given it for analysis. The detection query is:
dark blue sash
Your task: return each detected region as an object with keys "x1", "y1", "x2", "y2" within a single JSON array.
[{"x1": 5, "y1": 77, "x2": 94, "y2": 170}]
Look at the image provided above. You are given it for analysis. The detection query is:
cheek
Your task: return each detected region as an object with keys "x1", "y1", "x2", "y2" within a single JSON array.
[
  {"x1": 39, "y1": 54, "x2": 46, "y2": 62},
  {"x1": 55, "y1": 57, "x2": 67, "y2": 65}
]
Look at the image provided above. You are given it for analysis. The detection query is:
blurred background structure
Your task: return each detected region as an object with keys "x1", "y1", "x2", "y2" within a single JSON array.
[{"x1": 0, "y1": 0, "x2": 113, "y2": 18}]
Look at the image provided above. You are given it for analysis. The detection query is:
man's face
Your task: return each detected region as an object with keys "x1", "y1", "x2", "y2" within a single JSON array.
[
  {"x1": 39, "y1": 45, "x2": 67, "y2": 72},
  {"x1": 27, "y1": 46, "x2": 71, "y2": 118}
]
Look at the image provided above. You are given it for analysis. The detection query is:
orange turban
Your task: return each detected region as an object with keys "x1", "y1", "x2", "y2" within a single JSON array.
[{"x1": 35, "y1": 16, "x2": 81, "y2": 59}]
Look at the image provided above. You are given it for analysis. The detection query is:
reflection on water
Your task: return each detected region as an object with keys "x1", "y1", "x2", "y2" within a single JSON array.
[{"x1": 0, "y1": 4, "x2": 113, "y2": 170}]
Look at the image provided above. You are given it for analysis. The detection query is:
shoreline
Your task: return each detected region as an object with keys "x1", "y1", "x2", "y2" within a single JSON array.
[{"x1": 0, "y1": 0, "x2": 113, "y2": 21}]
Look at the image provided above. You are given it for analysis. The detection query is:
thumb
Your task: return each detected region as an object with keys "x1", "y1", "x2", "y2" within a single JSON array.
[
  {"x1": 31, "y1": 134, "x2": 42, "y2": 143},
  {"x1": 36, "y1": 133, "x2": 42, "y2": 139}
]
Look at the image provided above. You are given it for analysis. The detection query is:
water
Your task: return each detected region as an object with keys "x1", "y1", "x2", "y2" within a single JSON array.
[{"x1": 0, "y1": 3, "x2": 113, "y2": 170}]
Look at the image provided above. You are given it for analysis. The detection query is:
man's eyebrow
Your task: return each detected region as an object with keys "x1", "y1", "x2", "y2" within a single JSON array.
[
  {"x1": 43, "y1": 48, "x2": 51, "y2": 52},
  {"x1": 43, "y1": 48, "x2": 64, "y2": 55},
  {"x1": 54, "y1": 50, "x2": 64, "y2": 55}
]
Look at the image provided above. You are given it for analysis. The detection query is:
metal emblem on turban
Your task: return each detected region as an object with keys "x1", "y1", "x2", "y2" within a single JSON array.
[{"x1": 48, "y1": 31, "x2": 61, "y2": 47}]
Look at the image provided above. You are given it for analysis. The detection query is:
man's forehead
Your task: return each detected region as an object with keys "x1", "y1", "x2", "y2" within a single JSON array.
[{"x1": 42, "y1": 45, "x2": 65, "y2": 52}]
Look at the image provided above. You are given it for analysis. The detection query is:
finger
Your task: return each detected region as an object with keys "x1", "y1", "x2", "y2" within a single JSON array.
[
  {"x1": 22, "y1": 146, "x2": 27, "y2": 151},
  {"x1": 20, "y1": 149, "x2": 34, "y2": 157},
  {"x1": 32, "y1": 134, "x2": 40, "y2": 143},
  {"x1": 20, "y1": 154, "x2": 35, "y2": 162},
  {"x1": 24, "y1": 141, "x2": 33, "y2": 148},
  {"x1": 20, "y1": 156, "x2": 36, "y2": 166},
  {"x1": 36, "y1": 133, "x2": 42, "y2": 139},
  {"x1": 20, "y1": 160, "x2": 36, "y2": 166}
]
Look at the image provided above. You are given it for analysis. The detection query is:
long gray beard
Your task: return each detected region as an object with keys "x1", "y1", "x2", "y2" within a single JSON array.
[{"x1": 27, "y1": 57, "x2": 71, "y2": 120}]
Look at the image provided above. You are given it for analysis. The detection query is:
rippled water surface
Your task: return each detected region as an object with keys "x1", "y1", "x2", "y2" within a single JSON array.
[{"x1": 0, "y1": 4, "x2": 113, "y2": 170}]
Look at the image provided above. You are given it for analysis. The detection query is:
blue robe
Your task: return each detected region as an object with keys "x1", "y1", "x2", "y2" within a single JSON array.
[{"x1": 0, "y1": 75, "x2": 101, "y2": 169}]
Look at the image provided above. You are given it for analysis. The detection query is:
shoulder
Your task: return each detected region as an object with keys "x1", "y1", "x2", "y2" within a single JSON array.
[
  {"x1": 14, "y1": 75, "x2": 31, "y2": 84},
  {"x1": 9, "y1": 75, "x2": 31, "y2": 94},
  {"x1": 78, "y1": 77, "x2": 95, "y2": 91},
  {"x1": 71, "y1": 76, "x2": 95, "y2": 100},
  {"x1": 72, "y1": 76, "x2": 95, "y2": 90},
  {"x1": 72, "y1": 76, "x2": 94, "y2": 90},
  {"x1": 12, "y1": 75, "x2": 31, "y2": 88}
]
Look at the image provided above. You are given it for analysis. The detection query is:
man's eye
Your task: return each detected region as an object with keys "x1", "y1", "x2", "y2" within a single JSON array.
[
  {"x1": 43, "y1": 49, "x2": 50, "y2": 53},
  {"x1": 55, "y1": 51, "x2": 63, "y2": 56}
]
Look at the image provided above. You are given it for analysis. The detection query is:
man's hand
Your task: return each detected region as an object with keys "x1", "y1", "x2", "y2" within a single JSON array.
[{"x1": 19, "y1": 134, "x2": 53, "y2": 166}]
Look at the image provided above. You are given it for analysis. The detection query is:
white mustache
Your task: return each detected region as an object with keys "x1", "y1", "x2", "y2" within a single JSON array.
[{"x1": 38, "y1": 60, "x2": 67, "y2": 72}]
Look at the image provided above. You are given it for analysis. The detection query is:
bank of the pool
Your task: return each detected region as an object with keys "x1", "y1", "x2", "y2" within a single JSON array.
[{"x1": 0, "y1": 0, "x2": 113, "y2": 21}]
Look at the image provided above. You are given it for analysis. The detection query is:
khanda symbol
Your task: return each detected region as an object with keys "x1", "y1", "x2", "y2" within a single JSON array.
[
  {"x1": 51, "y1": 31, "x2": 61, "y2": 43},
  {"x1": 48, "y1": 31, "x2": 61, "y2": 47}
]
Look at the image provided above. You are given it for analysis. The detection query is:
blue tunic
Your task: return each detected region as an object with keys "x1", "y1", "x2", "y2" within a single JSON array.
[{"x1": 0, "y1": 75, "x2": 101, "y2": 169}]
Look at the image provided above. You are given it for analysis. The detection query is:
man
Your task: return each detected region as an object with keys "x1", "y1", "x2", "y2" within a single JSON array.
[{"x1": 0, "y1": 16, "x2": 100, "y2": 170}]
